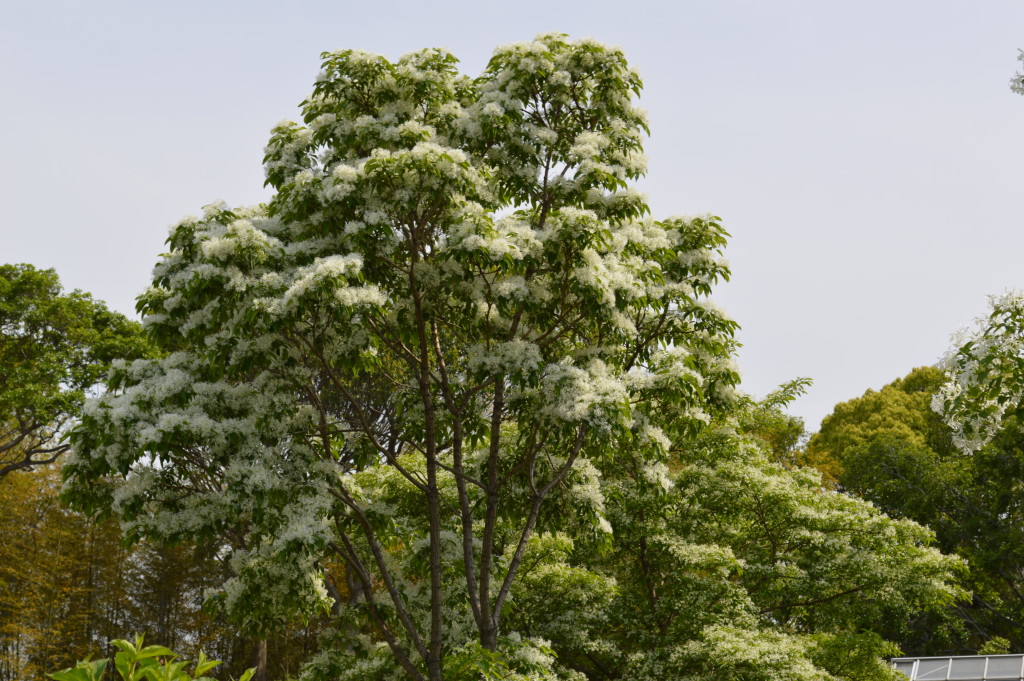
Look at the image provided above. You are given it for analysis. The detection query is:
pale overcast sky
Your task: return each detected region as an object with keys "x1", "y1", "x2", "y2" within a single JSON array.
[{"x1": 2, "y1": 0, "x2": 1022, "y2": 431}]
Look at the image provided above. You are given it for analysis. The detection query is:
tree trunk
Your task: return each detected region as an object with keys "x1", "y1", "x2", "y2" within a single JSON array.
[{"x1": 251, "y1": 639, "x2": 268, "y2": 681}]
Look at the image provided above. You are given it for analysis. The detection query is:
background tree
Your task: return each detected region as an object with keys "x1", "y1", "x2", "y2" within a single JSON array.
[
  {"x1": 0, "y1": 264, "x2": 150, "y2": 478},
  {"x1": 0, "y1": 463, "x2": 132, "y2": 680},
  {"x1": 735, "y1": 377, "x2": 811, "y2": 468},
  {"x1": 0, "y1": 460, "x2": 328, "y2": 681},
  {"x1": 502, "y1": 387, "x2": 960, "y2": 681},
  {"x1": 807, "y1": 363, "x2": 1024, "y2": 654},
  {"x1": 805, "y1": 366, "x2": 951, "y2": 488}
]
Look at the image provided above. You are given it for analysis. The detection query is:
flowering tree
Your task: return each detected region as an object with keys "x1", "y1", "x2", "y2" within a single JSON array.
[
  {"x1": 936, "y1": 58, "x2": 1024, "y2": 448},
  {"x1": 934, "y1": 292, "x2": 1024, "y2": 453},
  {"x1": 65, "y1": 35, "x2": 741, "y2": 680},
  {"x1": 559, "y1": 387, "x2": 959, "y2": 681}
]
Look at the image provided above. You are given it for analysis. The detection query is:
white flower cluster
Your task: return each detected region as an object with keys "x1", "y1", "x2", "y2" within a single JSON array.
[
  {"x1": 935, "y1": 290, "x2": 1024, "y2": 453},
  {"x1": 278, "y1": 254, "x2": 383, "y2": 312},
  {"x1": 540, "y1": 360, "x2": 628, "y2": 427},
  {"x1": 449, "y1": 217, "x2": 542, "y2": 262},
  {"x1": 565, "y1": 458, "x2": 612, "y2": 534},
  {"x1": 221, "y1": 541, "x2": 333, "y2": 631},
  {"x1": 683, "y1": 624, "x2": 830, "y2": 681},
  {"x1": 465, "y1": 340, "x2": 542, "y2": 377}
]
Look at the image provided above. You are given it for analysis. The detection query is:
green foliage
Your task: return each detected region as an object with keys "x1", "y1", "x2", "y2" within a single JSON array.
[
  {"x1": 805, "y1": 633, "x2": 904, "y2": 681},
  {"x1": 46, "y1": 659, "x2": 107, "y2": 681},
  {"x1": 64, "y1": 34, "x2": 741, "y2": 681},
  {"x1": 47, "y1": 636, "x2": 253, "y2": 681},
  {"x1": 736, "y1": 377, "x2": 811, "y2": 467},
  {"x1": 810, "y1": 363, "x2": 1024, "y2": 654},
  {"x1": 584, "y1": 416, "x2": 961, "y2": 680},
  {"x1": 978, "y1": 636, "x2": 1011, "y2": 655},
  {"x1": 492, "y1": 394, "x2": 960, "y2": 680},
  {"x1": 805, "y1": 367, "x2": 950, "y2": 486},
  {"x1": 110, "y1": 635, "x2": 178, "y2": 681},
  {"x1": 59, "y1": 34, "x2": 961, "y2": 680},
  {"x1": 0, "y1": 264, "x2": 151, "y2": 478}
]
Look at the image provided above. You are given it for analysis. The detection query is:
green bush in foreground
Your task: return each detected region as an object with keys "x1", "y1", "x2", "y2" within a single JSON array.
[{"x1": 47, "y1": 635, "x2": 254, "y2": 681}]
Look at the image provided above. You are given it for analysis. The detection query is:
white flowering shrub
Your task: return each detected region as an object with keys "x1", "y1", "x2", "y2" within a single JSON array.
[
  {"x1": 65, "y1": 34, "x2": 740, "y2": 681},
  {"x1": 935, "y1": 291, "x2": 1024, "y2": 453},
  {"x1": 540, "y1": 393, "x2": 962, "y2": 681}
]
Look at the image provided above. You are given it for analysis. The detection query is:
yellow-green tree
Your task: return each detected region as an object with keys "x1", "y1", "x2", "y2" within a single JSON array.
[
  {"x1": 804, "y1": 366, "x2": 951, "y2": 486},
  {"x1": 0, "y1": 464, "x2": 131, "y2": 680},
  {"x1": 0, "y1": 466, "x2": 338, "y2": 681}
]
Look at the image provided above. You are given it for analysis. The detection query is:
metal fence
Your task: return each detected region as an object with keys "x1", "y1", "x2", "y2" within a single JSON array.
[{"x1": 892, "y1": 655, "x2": 1024, "y2": 680}]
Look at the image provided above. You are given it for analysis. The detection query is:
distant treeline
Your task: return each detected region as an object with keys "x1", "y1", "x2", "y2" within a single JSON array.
[{"x1": 0, "y1": 463, "x2": 325, "y2": 681}]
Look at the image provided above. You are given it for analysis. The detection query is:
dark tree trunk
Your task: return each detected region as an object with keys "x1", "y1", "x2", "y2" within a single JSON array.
[{"x1": 252, "y1": 639, "x2": 268, "y2": 681}]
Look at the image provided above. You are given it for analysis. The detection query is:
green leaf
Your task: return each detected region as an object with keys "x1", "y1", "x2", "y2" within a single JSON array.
[
  {"x1": 234, "y1": 668, "x2": 257, "y2": 681},
  {"x1": 193, "y1": 651, "x2": 222, "y2": 677},
  {"x1": 47, "y1": 659, "x2": 108, "y2": 681}
]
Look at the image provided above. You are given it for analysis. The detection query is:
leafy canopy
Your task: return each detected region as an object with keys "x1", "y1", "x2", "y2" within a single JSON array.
[
  {"x1": 66, "y1": 33, "x2": 741, "y2": 681},
  {"x1": 810, "y1": 363, "x2": 1024, "y2": 655},
  {"x1": 0, "y1": 264, "x2": 150, "y2": 479},
  {"x1": 60, "y1": 33, "x2": 958, "y2": 681}
]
